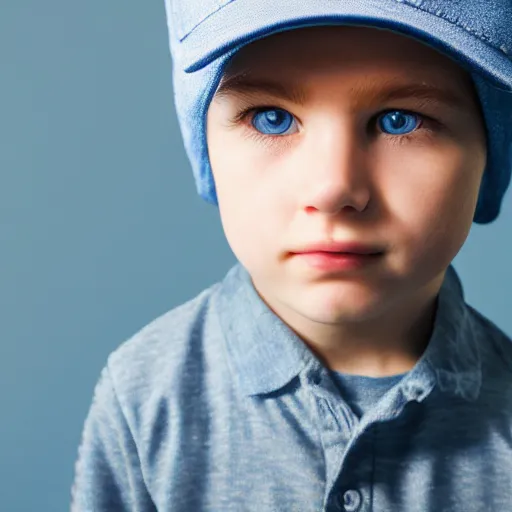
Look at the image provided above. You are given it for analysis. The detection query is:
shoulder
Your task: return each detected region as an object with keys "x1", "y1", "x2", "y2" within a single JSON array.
[
  {"x1": 110, "y1": 280, "x2": 220, "y2": 364},
  {"x1": 466, "y1": 303, "x2": 512, "y2": 374},
  {"x1": 103, "y1": 277, "x2": 224, "y2": 417}
]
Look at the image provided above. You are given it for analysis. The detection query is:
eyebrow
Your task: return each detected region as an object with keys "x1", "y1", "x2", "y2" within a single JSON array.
[
  {"x1": 214, "y1": 73, "x2": 472, "y2": 112},
  {"x1": 215, "y1": 73, "x2": 309, "y2": 105}
]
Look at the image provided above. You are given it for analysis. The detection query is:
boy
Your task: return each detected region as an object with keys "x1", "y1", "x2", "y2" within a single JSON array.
[{"x1": 71, "y1": 1, "x2": 512, "y2": 511}]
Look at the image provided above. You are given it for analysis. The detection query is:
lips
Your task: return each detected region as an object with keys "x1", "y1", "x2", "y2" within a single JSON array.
[
  {"x1": 290, "y1": 242, "x2": 384, "y2": 272},
  {"x1": 290, "y1": 241, "x2": 383, "y2": 255}
]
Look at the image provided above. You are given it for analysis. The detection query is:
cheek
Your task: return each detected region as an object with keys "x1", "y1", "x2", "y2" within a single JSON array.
[
  {"x1": 218, "y1": 198, "x2": 286, "y2": 274},
  {"x1": 208, "y1": 121, "x2": 292, "y2": 268},
  {"x1": 210, "y1": 150, "x2": 286, "y2": 270},
  {"x1": 380, "y1": 145, "x2": 483, "y2": 267}
]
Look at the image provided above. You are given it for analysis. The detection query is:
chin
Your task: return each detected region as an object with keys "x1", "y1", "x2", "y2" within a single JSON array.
[
  {"x1": 285, "y1": 286, "x2": 386, "y2": 324},
  {"x1": 302, "y1": 302, "x2": 382, "y2": 325}
]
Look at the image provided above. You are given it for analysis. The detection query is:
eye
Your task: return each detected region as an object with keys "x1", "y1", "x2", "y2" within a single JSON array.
[
  {"x1": 251, "y1": 108, "x2": 297, "y2": 136},
  {"x1": 378, "y1": 111, "x2": 421, "y2": 135}
]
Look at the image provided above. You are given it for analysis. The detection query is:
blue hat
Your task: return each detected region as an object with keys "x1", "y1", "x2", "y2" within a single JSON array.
[{"x1": 164, "y1": 0, "x2": 512, "y2": 224}]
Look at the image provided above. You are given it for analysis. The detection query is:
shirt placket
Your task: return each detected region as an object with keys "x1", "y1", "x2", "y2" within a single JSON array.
[{"x1": 306, "y1": 370, "x2": 403, "y2": 512}]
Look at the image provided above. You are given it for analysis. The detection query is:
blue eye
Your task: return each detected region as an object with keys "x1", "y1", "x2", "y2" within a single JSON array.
[
  {"x1": 378, "y1": 111, "x2": 420, "y2": 135},
  {"x1": 252, "y1": 109, "x2": 295, "y2": 135}
]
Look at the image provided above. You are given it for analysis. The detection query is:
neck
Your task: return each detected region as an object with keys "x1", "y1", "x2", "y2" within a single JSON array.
[
  {"x1": 307, "y1": 293, "x2": 439, "y2": 376},
  {"x1": 256, "y1": 275, "x2": 444, "y2": 378}
]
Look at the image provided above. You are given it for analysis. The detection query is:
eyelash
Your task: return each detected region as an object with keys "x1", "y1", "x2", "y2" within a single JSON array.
[{"x1": 228, "y1": 105, "x2": 439, "y2": 149}]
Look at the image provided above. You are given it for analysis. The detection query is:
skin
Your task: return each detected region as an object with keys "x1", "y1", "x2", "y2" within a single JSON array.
[{"x1": 206, "y1": 26, "x2": 487, "y2": 377}]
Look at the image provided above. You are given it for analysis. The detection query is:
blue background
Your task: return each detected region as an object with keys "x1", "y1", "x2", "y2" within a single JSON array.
[{"x1": 1, "y1": 2, "x2": 510, "y2": 511}]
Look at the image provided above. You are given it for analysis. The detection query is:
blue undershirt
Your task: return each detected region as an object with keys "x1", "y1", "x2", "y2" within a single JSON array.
[{"x1": 331, "y1": 371, "x2": 408, "y2": 418}]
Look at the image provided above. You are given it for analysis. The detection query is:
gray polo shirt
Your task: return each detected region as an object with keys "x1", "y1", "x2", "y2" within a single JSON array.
[{"x1": 71, "y1": 263, "x2": 512, "y2": 511}]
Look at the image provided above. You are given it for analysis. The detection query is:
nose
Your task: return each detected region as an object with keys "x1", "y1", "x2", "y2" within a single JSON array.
[{"x1": 297, "y1": 121, "x2": 371, "y2": 216}]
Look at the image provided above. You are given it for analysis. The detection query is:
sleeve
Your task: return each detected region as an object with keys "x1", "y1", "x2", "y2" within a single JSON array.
[{"x1": 70, "y1": 364, "x2": 157, "y2": 512}]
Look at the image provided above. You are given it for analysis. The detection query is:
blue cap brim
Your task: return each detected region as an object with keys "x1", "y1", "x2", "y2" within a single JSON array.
[{"x1": 179, "y1": 0, "x2": 512, "y2": 92}]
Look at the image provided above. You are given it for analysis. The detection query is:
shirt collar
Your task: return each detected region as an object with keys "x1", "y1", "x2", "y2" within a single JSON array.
[{"x1": 214, "y1": 263, "x2": 482, "y2": 401}]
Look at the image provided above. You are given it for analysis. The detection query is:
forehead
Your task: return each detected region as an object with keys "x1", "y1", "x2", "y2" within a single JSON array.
[
  {"x1": 224, "y1": 25, "x2": 468, "y2": 77},
  {"x1": 215, "y1": 26, "x2": 477, "y2": 109}
]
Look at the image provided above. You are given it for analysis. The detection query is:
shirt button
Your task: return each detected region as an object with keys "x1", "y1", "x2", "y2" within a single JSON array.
[{"x1": 339, "y1": 489, "x2": 362, "y2": 511}]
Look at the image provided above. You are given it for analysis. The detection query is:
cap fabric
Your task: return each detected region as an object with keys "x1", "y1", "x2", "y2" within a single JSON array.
[{"x1": 164, "y1": 0, "x2": 512, "y2": 224}]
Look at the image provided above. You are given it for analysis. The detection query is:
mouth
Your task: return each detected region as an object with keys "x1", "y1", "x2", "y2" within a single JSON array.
[
  {"x1": 290, "y1": 241, "x2": 384, "y2": 256},
  {"x1": 288, "y1": 241, "x2": 385, "y2": 271}
]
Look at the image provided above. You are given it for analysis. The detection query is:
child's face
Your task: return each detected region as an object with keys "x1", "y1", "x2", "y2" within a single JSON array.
[{"x1": 206, "y1": 26, "x2": 486, "y2": 329}]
